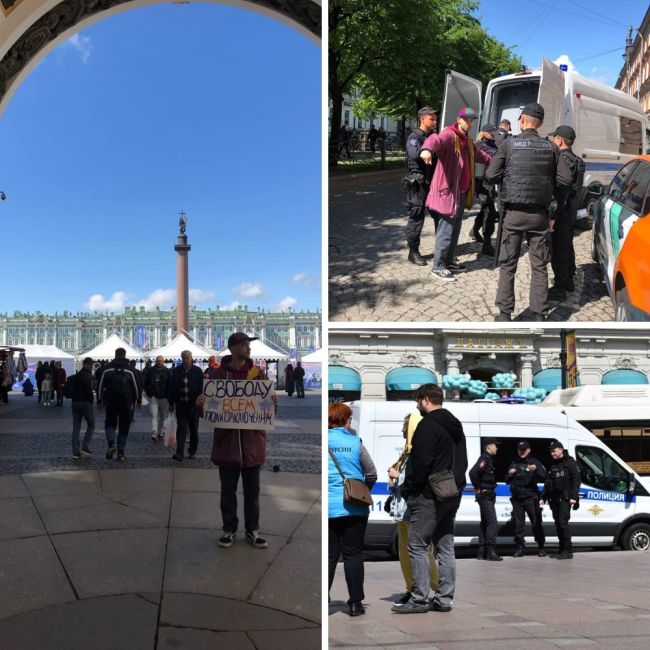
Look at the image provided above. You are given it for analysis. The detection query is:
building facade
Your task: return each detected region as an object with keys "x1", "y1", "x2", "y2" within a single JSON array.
[
  {"x1": 329, "y1": 327, "x2": 650, "y2": 399},
  {"x1": 1, "y1": 307, "x2": 321, "y2": 358},
  {"x1": 616, "y1": 9, "x2": 650, "y2": 116}
]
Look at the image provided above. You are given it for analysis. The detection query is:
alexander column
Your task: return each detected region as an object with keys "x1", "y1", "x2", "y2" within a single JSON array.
[{"x1": 175, "y1": 211, "x2": 190, "y2": 334}]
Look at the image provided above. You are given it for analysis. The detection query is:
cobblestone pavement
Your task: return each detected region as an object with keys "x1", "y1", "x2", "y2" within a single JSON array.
[
  {"x1": 330, "y1": 171, "x2": 614, "y2": 322},
  {"x1": 0, "y1": 392, "x2": 321, "y2": 475}
]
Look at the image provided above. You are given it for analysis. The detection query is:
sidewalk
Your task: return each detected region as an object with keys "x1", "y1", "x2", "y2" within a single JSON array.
[
  {"x1": 0, "y1": 467, "x2": 321, "y2": 649},
  {"x1": 329, "y1": 553, "x2": 650, "y2": 649}
]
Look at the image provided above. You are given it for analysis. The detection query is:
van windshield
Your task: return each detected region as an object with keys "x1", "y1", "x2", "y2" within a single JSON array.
[{"x1": 486, "y1": 78, "x2": 540, "y2": 135}]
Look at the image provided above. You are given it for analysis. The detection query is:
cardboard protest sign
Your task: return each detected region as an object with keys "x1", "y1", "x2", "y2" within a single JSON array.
[{"x1": 202, "y1": 379, "x2": 275, "y2": 430}]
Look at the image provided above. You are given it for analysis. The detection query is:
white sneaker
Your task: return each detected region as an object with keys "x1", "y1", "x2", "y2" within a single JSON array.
[{"x1": 431, "y1": 267, "x2": 456, "y2": 282}]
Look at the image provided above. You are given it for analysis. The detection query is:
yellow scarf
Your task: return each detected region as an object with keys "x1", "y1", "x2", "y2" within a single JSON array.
[{"x1": 453, "y1": 131, "x2": 475, "y2": 209}]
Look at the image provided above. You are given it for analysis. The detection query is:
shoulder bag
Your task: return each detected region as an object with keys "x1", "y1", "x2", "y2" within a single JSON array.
[
  {"x1": 328, "y1": 447, "x2": 373, "y2": 508},
  {"x1": 428, "y1": 434, "x2": 460, "y2": 501}
]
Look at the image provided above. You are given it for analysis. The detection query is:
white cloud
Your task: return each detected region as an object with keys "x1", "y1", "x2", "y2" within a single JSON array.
[
  {"x1": 136, "y1": 289, "x2": 176, "y2": 310},
  {"x1": 223, "y1": 300, "x2": 243, "y2": 310},
  {"x1": 65, "y1": 33, "x2": 92, "y2": 64},
  {"x1": 189, "y1": 288, "x2": 215, "y2": 304},
  {"x1": 233, "y1": 282, "x2": 264, "y2": 298},
  {"x1": 291, "y1": 272, "x2": 320, "y2": 288},
  {"x1": 85, "y1": 291, "x2": 129, "y2": 312},
  {"x1": 274, "y1": 296, "x2": 298, "y2": 312},
  {"x1": 291, "y1": 272, "x2": 308, "y2": 284},
  {"x1": 553, "y1": 54, "x2": 578, "y2": 75}
]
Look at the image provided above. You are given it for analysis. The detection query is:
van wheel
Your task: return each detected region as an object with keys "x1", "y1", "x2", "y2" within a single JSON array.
[{"x1": 621, "y1": 523, "x2": 650, "y2": 551}]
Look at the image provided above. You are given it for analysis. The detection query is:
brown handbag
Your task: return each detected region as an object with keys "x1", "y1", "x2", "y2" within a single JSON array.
[{"x1": 328, "y1": 447, "x2": 373, "y2": 508}]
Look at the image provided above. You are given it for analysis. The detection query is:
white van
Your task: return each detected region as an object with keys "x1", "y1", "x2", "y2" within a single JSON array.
[
  {"x1": 350, "y1": 400, "x2": 650, "y2": 554},
  {"x1": 443, "y1": 58, "x2": 649, "y2": 207}
]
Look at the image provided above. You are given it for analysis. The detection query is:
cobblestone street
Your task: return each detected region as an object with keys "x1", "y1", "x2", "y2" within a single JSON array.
[{"x1": 329, "y1": 171, "x2": 614, "y2": 322}]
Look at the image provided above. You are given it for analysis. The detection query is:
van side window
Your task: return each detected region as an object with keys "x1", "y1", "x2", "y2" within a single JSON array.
[
  {"x1": 620, "y1": 117, "x2": 643, "y2": 155},
  {"x1": 575, "y1": 446, "x2": 628, "y2": 493},
  {"x1": 608, "y1": 161, "x2": 637, "y2": 201},
  {"x1": 620, "y1": 161, "x2": 650, "y2": 214},
  {"x1": 489, "y1": 438, "x2": 556, "y2": 483}
]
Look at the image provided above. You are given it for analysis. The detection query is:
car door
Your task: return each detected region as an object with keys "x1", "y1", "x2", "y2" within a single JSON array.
[
  {"x1": 537, "y1": 57, "x2": 566, "y2": 139},
  {"x1": 440, "y1": 69, "x2": 482, "y2": 139}
]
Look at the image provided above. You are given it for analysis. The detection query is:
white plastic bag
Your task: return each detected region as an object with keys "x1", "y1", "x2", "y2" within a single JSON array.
[{"x1": 163, "y1": 412, "x2": 177, "y2": 449}]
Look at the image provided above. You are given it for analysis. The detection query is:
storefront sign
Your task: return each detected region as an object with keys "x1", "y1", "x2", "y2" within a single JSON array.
[
  {"x1": 202, "y1": 379, "x2": 275, "y2": 429},
  {"x1": 452, "y1": 337, "x2": 528, "y2": 350}
]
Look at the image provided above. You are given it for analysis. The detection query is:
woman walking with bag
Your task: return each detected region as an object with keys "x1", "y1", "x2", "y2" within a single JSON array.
[{"x1": 328, "y1": 403, "x2": 377, "y2": 617}]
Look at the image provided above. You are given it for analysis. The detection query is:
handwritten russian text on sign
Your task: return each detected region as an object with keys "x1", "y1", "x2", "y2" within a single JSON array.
[{"x1": 202, "y1": 379, "x2": 275, "y2": 430}]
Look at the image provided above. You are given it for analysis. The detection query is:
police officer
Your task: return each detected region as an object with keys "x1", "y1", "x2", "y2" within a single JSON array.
[
  {"x1": 494, "y1": 119, "x2": 511, "y2": 147},
  {"x1": 469, "y1": 438, "x2": 502, "y2": 561},
  {"x1": 540, "y1": 440, "x2": 581, "y2": 560},
  {"x1": 548, "y1": 125, "x2": 585, "y2": 302},
  {"x1": 506, "y1": 441, "x2": 547, "y2": 557},
  {"x1": 403, "y1": 106, "x2": 438, "y2": 266},
  {"x1": 472, "y1": 124, "x2": 499, "y2": 257},
  {"x1": 485, "y1": 102, "x2": 573, "y2": 322}
]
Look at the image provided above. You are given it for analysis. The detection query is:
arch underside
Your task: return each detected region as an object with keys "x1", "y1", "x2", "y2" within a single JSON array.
[{"x1": 0, "y1": 0, "x2": 321, "y2": 104}]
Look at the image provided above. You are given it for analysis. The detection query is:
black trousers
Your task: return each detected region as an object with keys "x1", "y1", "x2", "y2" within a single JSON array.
[
  {"x1": 219, "y1": 465, "x2": 261, "y2": 532},
  {"x1": 104, "y1": 400, "x2": 132, "y2": 453},
  {"x1": 550, "y1": 499, "x2": 572, "y2": 553},
  {"x1": 405, "y1": 183, "x2": 437, "y2": 249},
  {"x1": 511, "y1": 495, "x2": 545, "y2": 547},
  {"x1": 477, "y1": 493, "x2": 498, "y2": 546},
  {"x1": 473, "y1": 194, "x2": 498, "y2": 242},
  {"x1": 175, "y1": 403, "x2": 199, "y2": 457},
  {"x1": 551, "y1": 214, "x2": 576, "y2": 289},
  {"x1": 328, "y1": 515, "x2": 368, "y2": 604},
  {"x1": 295, "y1": 378, "x2": 305, "y2": 398}
]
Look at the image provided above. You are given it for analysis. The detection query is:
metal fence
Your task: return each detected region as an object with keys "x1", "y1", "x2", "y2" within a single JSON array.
[{"x1": 329, "y1": 132, "x2": 406, "y2": 172}]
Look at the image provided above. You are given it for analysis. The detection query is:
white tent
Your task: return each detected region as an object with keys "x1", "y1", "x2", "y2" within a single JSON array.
[
  {"x1": 80, "y1": 333, "x2": 143, "y2": 361},
  {"x1": 217, "y1": 338, "x2": 288, "y2": 361},
  {"x1": 300, "y1": 348, "x2": 323, "y2": 363},
  {"x1": 147, "y1": 333, "x2": 216, "y2": 360},
  {"x1": 12, "y1": 345, "x2": 75, "y2": 390}
]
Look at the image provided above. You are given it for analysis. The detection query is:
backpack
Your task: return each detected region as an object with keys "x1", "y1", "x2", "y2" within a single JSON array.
[
  {"x1": 63, "y1": 374, "x2": 77, "y2": 399},
  {"x1": 103, "y1": 367, "x2": 132, "y2": 402}
]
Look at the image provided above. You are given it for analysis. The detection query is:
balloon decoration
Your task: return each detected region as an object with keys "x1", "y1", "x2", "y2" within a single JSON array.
[
  {"x1": 491, "y1": 372, "x2": 516, "y2": 389},
  {"x1": 513, "y1": 387, "x2": 548, "y2": 404},
  {"x1": 442, "y1": 374, "x2": 488, "y2": 399},
  {"x1": 485, "y1": 392, "x2": 500, "y2": 400}
]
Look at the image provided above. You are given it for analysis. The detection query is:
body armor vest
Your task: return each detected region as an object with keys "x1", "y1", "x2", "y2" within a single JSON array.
[{"x1": 502, "y1": 133, "x2": 555, "y2": 206}]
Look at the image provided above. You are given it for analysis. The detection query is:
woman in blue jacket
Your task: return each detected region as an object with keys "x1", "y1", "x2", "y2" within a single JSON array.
[{"x1": 328, "y1": 402, "x2": 377, "y2": 617}]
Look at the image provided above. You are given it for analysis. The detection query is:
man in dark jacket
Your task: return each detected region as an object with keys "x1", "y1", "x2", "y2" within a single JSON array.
[
  {"x1": 198, "y1": 332, "x2": 278, "y2": 550},
  {"x1": 471, "y1": 124, "x2": 499, "y2": 257},
  {"x1": 145, "y1": 355, "x2": 170, "y2": 442},
  {"x1": 35, "y1": 361, "x2": 46, "y2": 402},
  {"x1": 393, "y1": 384, "x2": 468, "y2": 614},
  {"x1": 71, "y1": 357, "x2": 95, "y2": 459},
  {"x1": 97, "y1": 348, "x2": 142, "y2": 462},
  {"x1": 540, "y1": 440, "x2": 581, "y2": 559},
  {"x1": 294, "y1": 361, "x2": 306, "y2": 398},
  {"x1": 469, "y1": 438, "x2": 503, "y2": 561},
  {"x1": 168, "y1": 350, "x2": 204, "y2": 461},
  {"x1": 506, "y1": 441, "x2": 547, "y2": 557}
]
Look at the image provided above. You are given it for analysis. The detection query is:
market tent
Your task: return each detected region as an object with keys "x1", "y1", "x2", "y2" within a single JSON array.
[
  {"x1": 147, "y1": 333, "x2": 216, "y2": 360},
  {"x1": 217, "y1": 339, "x2": 288, "y2": 361},
  {"x1": 301, "y1": 348, "x2": 323, "y2": 363},
  {"x1": 299, "y1": 347, "x2": 322, "y2": 389},
  {"x1": 12, "y1": 345, "x2": 75, "y2": 390},
  {"x1": 80, "y1": 333, "x2": 143, "y2": 361}
]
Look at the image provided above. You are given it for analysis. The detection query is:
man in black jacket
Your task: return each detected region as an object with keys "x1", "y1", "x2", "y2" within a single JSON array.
[
  {"x1": 71, "y1": 357, "x2": 95, "y2": 459},
  {"x1": 145, "y1": 355, "x2": 170, "y2": 442},
  {"x1": 540, "y1": 440, "x2": 581, "y2": 559},
  {"x1": 392, "y1": 384, "x2": 468, "y2": 615},
  {"x1": 168, "y1": 350, "x2": 204, "y2": 461},
  {"x1": 506, "y1": 441, "x2": 547, "y2": 557}
]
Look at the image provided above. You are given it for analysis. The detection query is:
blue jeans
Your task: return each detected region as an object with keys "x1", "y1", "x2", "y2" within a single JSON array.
[
  {"x1": 71, "y1": 401, "x2": 95, "y2": 455},
  {"x1": 432, "y1": 193, "x2": 466, "y2": 269}
]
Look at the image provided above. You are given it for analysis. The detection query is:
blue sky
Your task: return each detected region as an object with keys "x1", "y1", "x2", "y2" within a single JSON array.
[
  {"x1": 0, "y1": 3, "x2": 321, "y2": 315},
  {"x1": 475, "y1": 0, "x2": 647, "y2": 86}
]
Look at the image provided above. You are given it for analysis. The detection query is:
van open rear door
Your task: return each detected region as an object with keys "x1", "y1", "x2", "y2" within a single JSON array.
[
  {"x1": 537, "y1": 58, "x2": 565, "y2": 137},
  {"x1": 440, "y1": 70, "x2": 482, "y2": 141}
]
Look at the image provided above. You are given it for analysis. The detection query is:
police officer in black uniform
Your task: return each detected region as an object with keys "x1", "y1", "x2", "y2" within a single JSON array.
[
  {"x1": 486, "y1": 102, "x2": 573, "y2": 322},
  {"x1": 548, "y1": 125, "x2": 585, "y2": 302},
  {"x1": 540, "y1": 440, "x2": 581, "y2": 559},
  {"x1": 403, "y1": 106, "x2": 438, "y2": 266},
  {"x1": 469, "y1": 438, "x2": 502, "y2": 561},
  {"x1": 506, "y1": 441, "x2": 547, "y2": 557},
  {"x1": 494, "y1": 119, "x2": 511, "y2": 147}
]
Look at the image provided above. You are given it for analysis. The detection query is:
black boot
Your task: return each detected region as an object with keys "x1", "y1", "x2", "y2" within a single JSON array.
[
  {"x1": 486, "y1": 546, "x2": 503, "y2": 561},
  {"x1": 481, "y1": 242, "x2": 495, "y2": 257},
  {"x1": 471, "y1": 225, "x2": 484, "y2": 243},
  {"x1": 349, "y1": 601, "x2": 365, "y2": 616},
  {"x1": 408, "y1": 248, "x2": 427, "y2": 266},
  {"x1": 476, "y1": 545, "x2": 486, "y2": 560},
  {"x1": 513, "y1": 545, "x2": 525, "y2": 558},
  {"x1": 537, "y1": 546, "x2": 547, "y2": 557},
  {"x1": 495, "y1": 311, "x2": 511, "y2": 322}
]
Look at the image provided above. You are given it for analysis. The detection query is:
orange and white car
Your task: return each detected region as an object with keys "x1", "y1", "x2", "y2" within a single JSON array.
[{"x1": 591, "y1": 155, "x2": 650, "y2": 321}]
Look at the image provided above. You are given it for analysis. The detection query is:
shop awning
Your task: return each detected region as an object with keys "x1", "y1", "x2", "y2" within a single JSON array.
[
  {"x1": 328, "y1": 366, "x2": 361, "y2": 391},
  {"x1": 532, "y1": 368, "x2": 581, "y2": 393},
  {"x1": 386, "y1": 367, "x2": 437, "y2": 391},
  {"x1": 601, "y1": 369, "x2": 649, "y2": 385}
]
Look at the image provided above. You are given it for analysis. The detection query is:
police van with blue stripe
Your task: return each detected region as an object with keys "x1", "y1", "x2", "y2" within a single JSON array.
[{"x1": 352, "y1": 400, "x2": 650, "y2": 554}]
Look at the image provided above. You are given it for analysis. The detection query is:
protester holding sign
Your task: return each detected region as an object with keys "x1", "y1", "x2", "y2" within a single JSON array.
[{"x1": 198, "y1": 332, "x2": 278, "y2": 550}]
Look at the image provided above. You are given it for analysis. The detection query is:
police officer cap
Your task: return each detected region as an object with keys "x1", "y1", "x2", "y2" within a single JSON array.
[
  {"x1": 417, "y1": 106, "x2": 438, "y2": 119},
  {"x1": 517, "y1": 441, "x2": 531, "y2": 450},
  {"x1": 483, "y1": 437, "x2": 500, "y2": 447},
  {"x1": 551, "y1": 125, "x2": 576, "y2": 142},
  {"x1": 549, "y1": 440, "x2": 564, "y2": 451},
  {"x1": 482, "y1": 123, "x2": 497, "y2": 135},
  {"x1": 521, "y1": 102, "x2": 545, "y2": 120}
]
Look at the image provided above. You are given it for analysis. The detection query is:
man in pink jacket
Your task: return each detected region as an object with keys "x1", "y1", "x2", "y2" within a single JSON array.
[{"x1": 420, "y1": 107, "x2": 493, "y2": 282}]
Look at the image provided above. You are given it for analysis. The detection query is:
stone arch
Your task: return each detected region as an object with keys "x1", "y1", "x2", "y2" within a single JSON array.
[{"x1": 0, "y1": 0, "x2": 321, "y2": 115}]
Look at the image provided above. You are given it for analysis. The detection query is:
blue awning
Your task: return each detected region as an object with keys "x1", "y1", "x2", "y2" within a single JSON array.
[
  {"x1": 601, "y1": 369, "x2": 649, "y2": 385},
  {"x1": 328, "y1": 366, "x2": 361, "y2": 391},
  {"x1": 532, "y1": 368, "x2": 581, "y2": 393},
  {"x1": 386, "y1": 367, "x2": 437, "y2": 391}
]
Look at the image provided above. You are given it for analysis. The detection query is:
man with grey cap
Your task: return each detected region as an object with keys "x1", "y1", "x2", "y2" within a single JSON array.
[
  {"x1": 506, "y1": 441, "x2": 547, "y2": 557},
  {"x1": 549, "y1": 125, "x2": 585, "y2": 302},
  {"x1": 486, "y1": 102, "x2": 573, "y2": 321},
  {"x1": 469, "y1": 438, "x2": 502, "y2": 561},
  {"x1": 403, "y1": 106, "x2": 439, "y2": 266}
]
